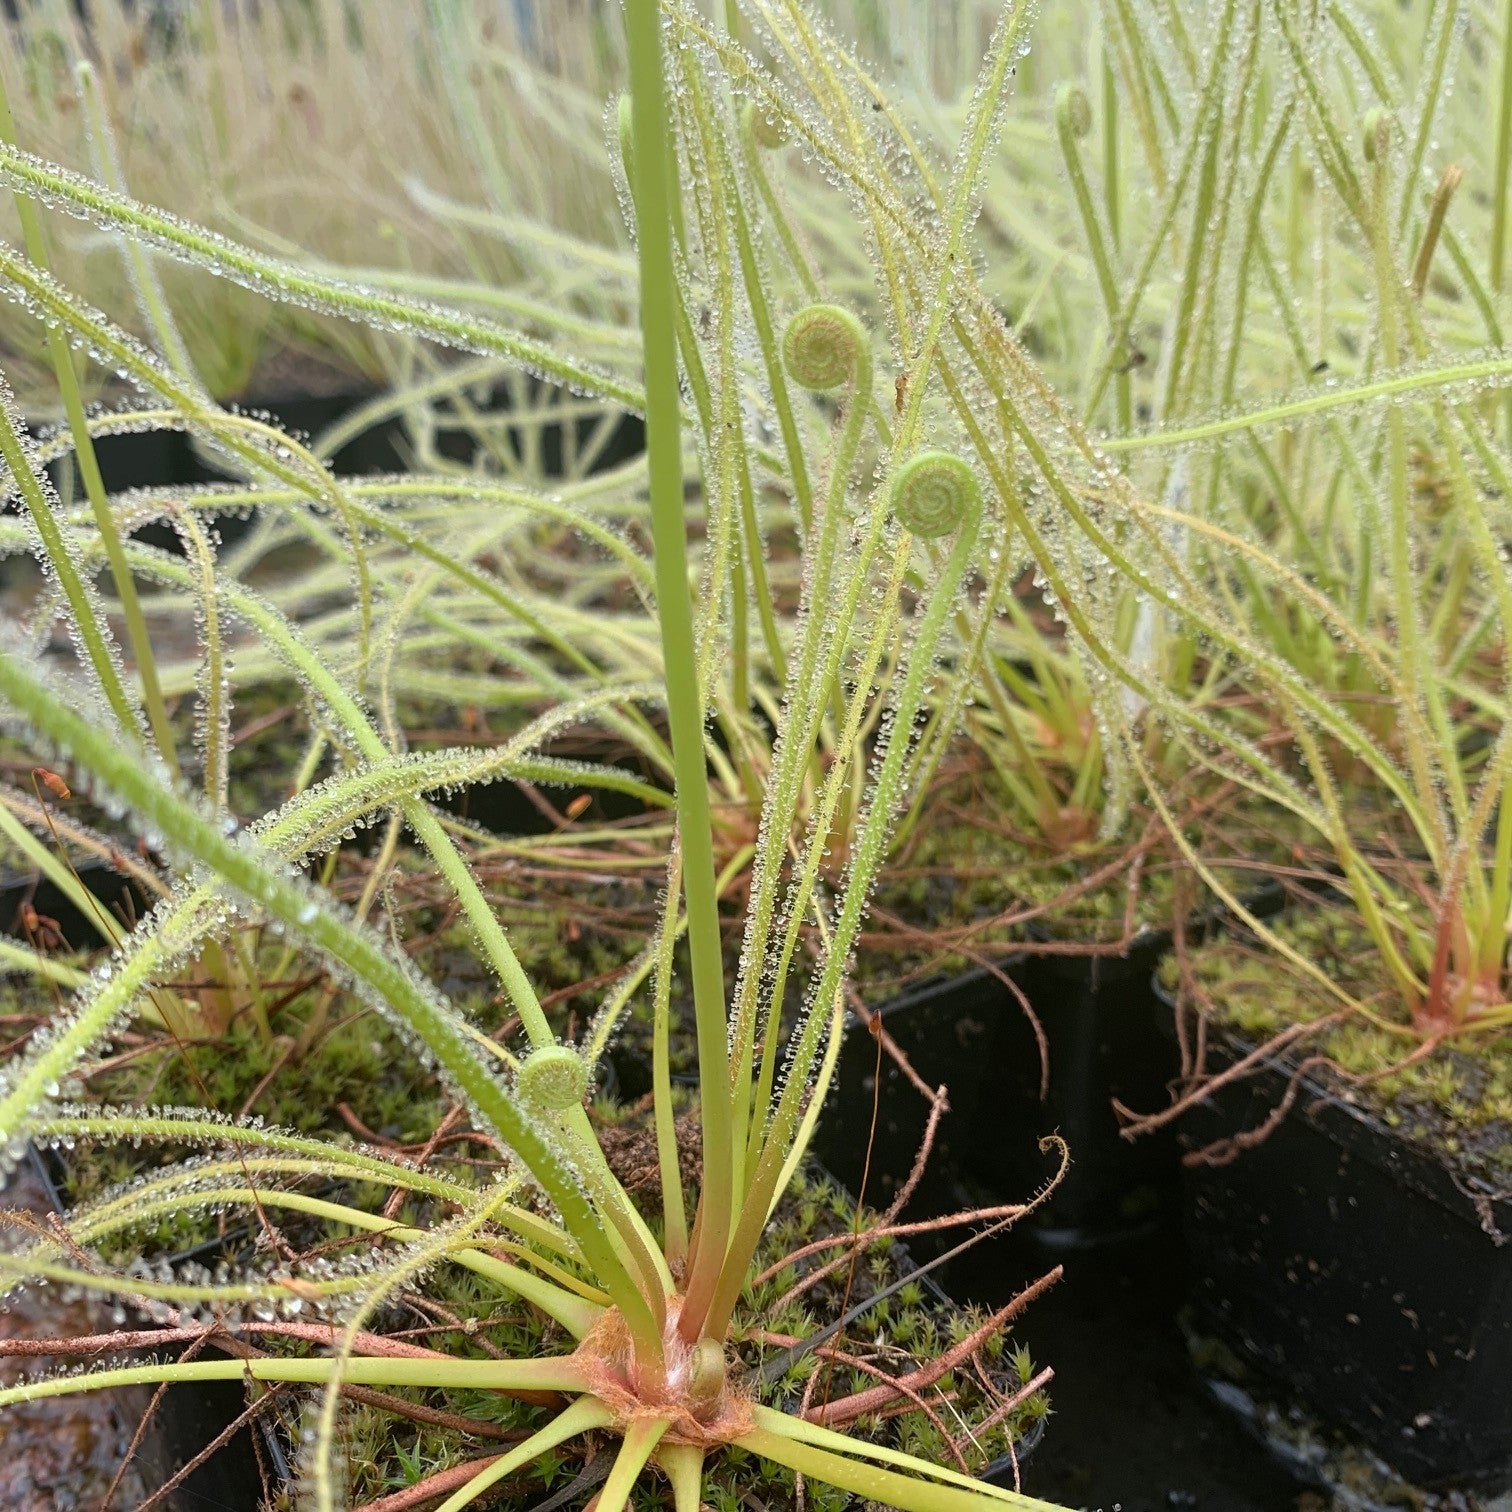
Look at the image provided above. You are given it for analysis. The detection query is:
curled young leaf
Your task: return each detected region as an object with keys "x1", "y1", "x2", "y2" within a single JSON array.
[
  {"x1": 517, "y1": 1044, "x2": 591, "y2": 1112},
  {"x1": 781, "y1": 303, "x2": 868, "y2": 393},
  {"x1": 889, "y1": 450, "x2": 979, "y2": 538}
]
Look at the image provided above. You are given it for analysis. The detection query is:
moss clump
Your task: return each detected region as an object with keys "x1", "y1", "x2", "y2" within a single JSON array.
[{"x1": 1167, "y1": 904, "x2": 1512, "y2": 1186}]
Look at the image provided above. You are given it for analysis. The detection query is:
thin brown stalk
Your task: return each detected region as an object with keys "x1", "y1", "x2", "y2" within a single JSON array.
[
  {"x1": 1183, "y1": 1054, "x2": 1347, "y2": 1167},
  {"x1": 129, "y1": 1384, "x2": 283, "y2": 1512},
  {"x1": 1114, "y1": 1011, "x2": 1347, "y2": 1139},
  {"x1": 354, "y1": 1452, "x2": 517, "y2": 1512},
  {"x1": 764, "y1": 1196, "x2": 1033, "y2": 1313},
  {"x1": 384, "y1": 1103, "x2": 465, "y2": 1220},
  {"x1": 952, "y1": 1365, "x2": 1054, "y2": 1462},
  {"x1": 804, "y1": 1267, "x2": 1063, "y2": 1428}
]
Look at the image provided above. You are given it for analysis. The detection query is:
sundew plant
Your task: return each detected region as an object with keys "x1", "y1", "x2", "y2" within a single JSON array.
[
  {"x1": 725, "y1": 0, "x2": 1512, "y2": 1051},
  {"x1": 0, "y1": 3, "x2": 1073, "y2": 1509},
  {"x1": 806, "y1": 0, "x2": 1512, "y2": 1048},
  {"x1": 1046, "y1": 0, "x2": 1512, "y2": 1047}
]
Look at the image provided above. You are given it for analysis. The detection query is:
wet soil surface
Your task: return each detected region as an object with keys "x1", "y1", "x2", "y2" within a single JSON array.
[{"x1": 0, "y1": 1163, "x2": 149, "y2": 1512}]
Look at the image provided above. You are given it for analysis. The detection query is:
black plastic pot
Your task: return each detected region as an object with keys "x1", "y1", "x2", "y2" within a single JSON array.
[
  {"x1": 44, "y1": 380, "x2": 644, "y2": 541},
  {"x1": 26, "y1": 1145, "x2": 292, "y2": 1512},
  {"x1": 1003, "y1": 932, "x2": 1186, "y2": 1248},
  {"x1": 50, "y1": 388, "x2": 411, "y2": 558},
  {"x1": 0, "y1": 858, "x2": 150, "y2": 952},
  {"x1": 814, "y1": 877, "x2": 1298, "y2": 1257},
  {"x1": 811, "y1": 937, "x2": 1187, "y2": 1259},
  {"x1": 1004, "y1": 883, "x2": 1295, "y2": 1250},
  {"x1": 810, "y1": 960, "x2": 1033, "y2": 1232},
  {"x1": 1175, "y1": 1026, "x2": 1512, "y2": 1492},
  {"x1": 30, "y1": 376, "x2": 647, "y2": 593}
]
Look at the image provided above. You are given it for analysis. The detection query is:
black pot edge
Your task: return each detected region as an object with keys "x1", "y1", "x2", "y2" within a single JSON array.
[
  {"x1": 1159, "y1": 981, "x2": 1512, "y2": 1489},
  {"x1": 862, "y1": 950, "x2": 1030, "y2": 1022},
  {"x1": 832, "y1": 926, "x2": 1192, "y2": 1255},
  {"x1": 1151, "y1": 973, "x2": 1512, "y2": 1226},
  {"x1": 23, "y1": 1143, "x2": 294, "y2": 1510},
  {"x1": 1187, "y1": 1362, "x2": 1479, "y2": 1509},
  {"x1": 0, "y1": 856, "x2": 152, "y2": 945},
  {"x1": 883, "y1": 870, "x2": 1289, "y2": 1008},
  {"x1": 32, "y1": 379, "x2": 647, "y2": 493}
]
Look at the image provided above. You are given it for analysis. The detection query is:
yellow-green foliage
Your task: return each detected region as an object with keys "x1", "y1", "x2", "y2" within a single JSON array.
[{"x1": 0, "y1": 0, "x2": 628, "y2": 400}]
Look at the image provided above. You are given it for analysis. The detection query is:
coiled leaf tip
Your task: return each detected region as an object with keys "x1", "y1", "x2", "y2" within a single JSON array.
[
  {"x1": 517, "y1": 1044, "x2": 589, "y2": 1111},
  {"x1": 782, "y1": 303, "x2": 867, "y2": 392},
  {"x1": 889, "y1": 450, "x2": 979, "y2": 537}
]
